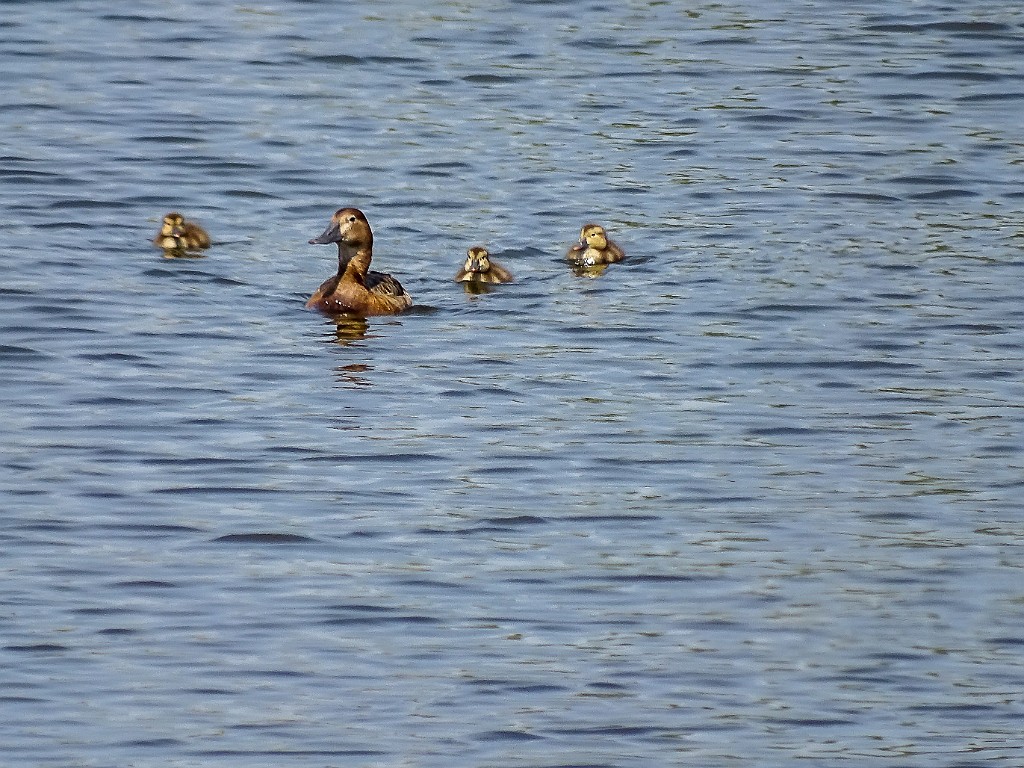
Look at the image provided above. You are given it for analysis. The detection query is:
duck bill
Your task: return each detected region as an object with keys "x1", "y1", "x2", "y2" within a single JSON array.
[
  {"x1": 569, "y1": 240, "x2": 586, "y2": 252},
  {"x1": 309, "y1": 221, "x2": 342, "y2": 244}
]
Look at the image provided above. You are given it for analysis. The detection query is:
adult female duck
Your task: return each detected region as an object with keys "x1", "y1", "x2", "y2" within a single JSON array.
[
  {"x1": 454, "y1": 246, "x2": 514, "y2": 284},
  {"x1": 566, "y1": 223, "x2": 624, "y2": 266},
  {"x1": 306, "y1": 208, "x2": 413, "y2": 316}
]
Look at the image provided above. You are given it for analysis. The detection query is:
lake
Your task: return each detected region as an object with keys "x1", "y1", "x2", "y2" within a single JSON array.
[{"x1": 2, "y1": 1, "x2": 1023, "y2": 766}]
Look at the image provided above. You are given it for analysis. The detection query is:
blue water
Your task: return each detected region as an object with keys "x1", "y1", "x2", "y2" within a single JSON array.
[{"x1": 2, "y1": 1, "x2": 1024, "y2": 766}]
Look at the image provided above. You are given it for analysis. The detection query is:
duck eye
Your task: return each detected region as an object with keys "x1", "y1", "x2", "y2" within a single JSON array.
[{"x1": 347, "y1": 216, "x2": 356, "y2": 223}]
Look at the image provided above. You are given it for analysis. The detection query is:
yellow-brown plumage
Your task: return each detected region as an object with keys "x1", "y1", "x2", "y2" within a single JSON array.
[
  {"x1": 153, "y1": 212, "x2": 210, "y2": 252},
  {"x1": 566, "y1": 223, "x2": 624, "y2": 266},
  {"x1": 454, "y1": 246, "x2": 514, "y2": 284}
]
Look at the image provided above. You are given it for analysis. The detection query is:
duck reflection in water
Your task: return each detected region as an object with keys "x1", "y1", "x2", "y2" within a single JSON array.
[
  {"x1": 569, "y1": 261, "x2": 611, "y2": 278},
  {"x1": 153, "y1": 212, "x2": 211, "y2": 258},
  {"x1": 454, "y1": 246, "x2": 513, "y2": 294},
  {"x1": 330, "y1": 315, "x2": 370, "y2": 345},
  {"x1": 335, "y1": 362, "x2": 373, "y2": 388}
]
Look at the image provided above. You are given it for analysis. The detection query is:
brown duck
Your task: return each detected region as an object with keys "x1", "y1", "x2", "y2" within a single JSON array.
[{"x1": 306, "y1": 208, "x2": 413, "y2": 316}]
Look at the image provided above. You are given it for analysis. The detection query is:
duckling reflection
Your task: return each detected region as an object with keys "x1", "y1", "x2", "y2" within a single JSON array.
[
  {"x1": 569, "y1": 261, "x2": 611, "y2": 279},
  {"x1": 154, "y1": 212, "x2": 211, "y2": 256},
  {"x1": 306, "y1": 207, "x2": 413, "y2": 317},
  {"x1": 566, "y1": 223, "x2": 624, "y2": 268}
]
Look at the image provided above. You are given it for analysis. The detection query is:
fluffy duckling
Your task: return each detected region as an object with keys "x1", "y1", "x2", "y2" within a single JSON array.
[
  {"x1": 306, "y1": 207, "x2": 413, "y2": 317},
  {"x1": 153, "y1": 212, "x2": 211, "y2": 252},
  {"x1": 454, "y1": 246, "x2": 514, "y2": 284},
  {"x1": 566, "y1": 223, "x2": 624, "y2": 266}
]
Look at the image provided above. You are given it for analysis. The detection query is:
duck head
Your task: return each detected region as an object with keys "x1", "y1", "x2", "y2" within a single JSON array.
[
  {"x1": 160, "y1": 212, "x2": 186, "y2": 238},
  {"x1": 575, "y1": 223, "x2": 608, "y2": 252},
  {"x1": 464, "y1": 246, "x2": 492, "y2": 274},
  {"x1": 309, "y1": 207, "x2": 373, "y2": 249}
]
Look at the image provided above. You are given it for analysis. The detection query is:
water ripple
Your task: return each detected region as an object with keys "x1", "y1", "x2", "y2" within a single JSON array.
[{"x1": 2, "y1": 1, "x2": 1023, "y2": 766}]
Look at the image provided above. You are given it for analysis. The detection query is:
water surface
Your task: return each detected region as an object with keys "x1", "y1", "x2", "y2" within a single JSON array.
[{"x1": 2, "y1": 1, "x2": 1024, "y2": 766}]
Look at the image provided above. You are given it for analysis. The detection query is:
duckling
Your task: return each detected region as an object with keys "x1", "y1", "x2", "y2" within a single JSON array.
[
  {"x1": 306, "y1": 207, "x2": 413, "y2": 317},
  {"x1": 153, "y1": 212, "x2": 211, "y2": 252},
  {"x1": 566, "y1": 223, "x2": 624, "y2": 266},
  {"x1": 454, "y1": 246, "x2": 514, "y2": 284}
]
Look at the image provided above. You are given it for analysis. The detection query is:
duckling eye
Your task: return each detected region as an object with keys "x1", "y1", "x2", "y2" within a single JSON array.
[{"x1": 347, "y1": 216, "x2": 357, "y2": 223}]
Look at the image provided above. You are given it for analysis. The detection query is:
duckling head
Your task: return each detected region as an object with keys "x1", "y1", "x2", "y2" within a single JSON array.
[
  {"x1": 464, "y1": 246, "x2": 492, "y2": 274},
  {"x1": 578, "y1": 223, "x2": 608, "y2": 251},
  {"x1": 309, "y1": 207, "x2": 373, "y2": 249},
  {"x1": 160, "y1": 212, "x2": 186, "y2": 238}
]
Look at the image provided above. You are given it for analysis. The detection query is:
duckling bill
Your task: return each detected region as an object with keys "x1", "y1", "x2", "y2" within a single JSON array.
[
  {"x1": 306, "y1": 207, "x2": 413, "y2": 317},
  {"x1": 153, "y1": 212, "x2": 210, "y2": 253},
  {"x1": 566, "y1": 223, "x2": 624, "y2": 266},
  {"x1": 454, "y1": 246, "x2": 513, "y2": 284}
]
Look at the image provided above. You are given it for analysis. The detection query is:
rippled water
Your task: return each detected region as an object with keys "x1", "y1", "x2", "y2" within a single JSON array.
[{"x1": 3, "y1": 1, "x2": 1024, "y2": 766}]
